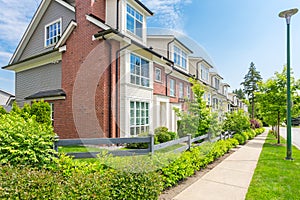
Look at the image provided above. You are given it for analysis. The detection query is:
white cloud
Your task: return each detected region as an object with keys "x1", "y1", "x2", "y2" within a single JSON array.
[
  {"x1": 141, "y1": 0, "x2": 192, "y2": 32},
  {"x1": 0, "y1": 0, "x2": 41, "y2": 43}
]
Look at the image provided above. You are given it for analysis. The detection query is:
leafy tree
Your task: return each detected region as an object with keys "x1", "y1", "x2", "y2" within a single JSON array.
[
  {"x1": 0, "y1": 106, "x2": 7, "y2": 115},
  {"x1": 223, "y1": 109, "x2": 251, "y2": 133},
  {"x1": 256, "y1": 66, "x2": 300, "y2": 144},
  {"x1": 174, "y1": 78, "x2": 211, "y2": 138},
  {"x1": 233, "y1": 88, "x2": 245, "y2": 99},
  {"x1": 241, "y1": 62, "x2": 262, "y2": 119}
]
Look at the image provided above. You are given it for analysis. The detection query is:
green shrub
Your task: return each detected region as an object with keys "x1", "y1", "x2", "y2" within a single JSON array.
[
  {"x1": 0, "y1": 106, "x2": 7, "y2": 115},
  {"x1": 0, "y1": 114, "x2": 56, "y2": 167},
  {"x1": 223, "y1": 109, "x2": 251, "y2": 132},
  {"x1": 255, "y1": 127, "x2": 265, "y2": 135},
  {"x1": 125, "y1": 132, "x2": 151, "y2": 149},
  {"x1": 155, "y1": 126, "x2": 177, "y2": 143},
  {"x1": 241, "y1": 131, "x2": 249, "y2": 141},
  {"x1": 233, "y1": 133, "x2": 246, "y2": 145}
]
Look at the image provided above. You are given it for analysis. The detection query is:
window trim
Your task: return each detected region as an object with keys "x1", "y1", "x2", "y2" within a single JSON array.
[
  {"x1": 170, "y1": 79, "x2": 176, "y2": 97},
  {"x1": 155, "y1": 67, "x2": 162, "y2": 82},
  {"x1": 179, "y1": 82, "x2": 184, "y2": 98},
  {"x1": 186, "y1": 85, "x2": 191, "y2": 99},
  {"x1": 200, "y1": 64, "x2": 209, "y2": 82},
  {"x1": 130, "y1": 53, "x2": 150, "y2": 87},
  {"x1": 130, "y1": 101, "x2": 150, "y2": 136},
  {"x1": 44, "y1": 18, "x2": 62, "y2": 48},
  {"x1": 173, "y1": 45, "x2": 188, "y2": 70},
  {"x1": 126, "y1": 4, "x2": 144, "y2": 38}
]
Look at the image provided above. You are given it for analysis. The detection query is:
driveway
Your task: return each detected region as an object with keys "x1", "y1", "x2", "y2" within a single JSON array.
[{"x1": 280, "y1": 127, "x2": 300, "y2": 150}]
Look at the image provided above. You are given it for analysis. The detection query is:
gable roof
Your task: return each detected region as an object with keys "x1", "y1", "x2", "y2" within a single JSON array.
[{"x1": 9, "y1": 0, "x2": 75, "y2": 65}]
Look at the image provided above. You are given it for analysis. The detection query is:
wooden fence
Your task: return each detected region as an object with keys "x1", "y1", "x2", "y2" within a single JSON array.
[{"x1": 54, "y1": 131, "x2": 234, "y2": 159}]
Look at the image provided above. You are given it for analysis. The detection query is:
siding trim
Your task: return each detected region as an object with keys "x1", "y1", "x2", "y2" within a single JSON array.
[
  {"x1": 55, "y1": 0, "x2": 75, "y2": 12},
  {"x1": 55, "y1": 20, "x2": 77, "y2": 48}
]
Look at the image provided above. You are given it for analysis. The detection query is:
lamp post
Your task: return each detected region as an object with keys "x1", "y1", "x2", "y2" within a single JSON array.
[{"x1": 279, "y1": 8, "x2": 298, "y2": 160}]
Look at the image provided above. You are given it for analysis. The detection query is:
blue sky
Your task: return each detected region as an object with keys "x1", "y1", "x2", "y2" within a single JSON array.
[{"x1": 0, "y1": 0, "x2": 300, "y2": 94}]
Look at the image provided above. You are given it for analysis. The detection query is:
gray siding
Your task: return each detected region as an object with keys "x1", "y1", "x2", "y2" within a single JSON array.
[
  {"x1": 19, "y1": 1, "x2": 75, "y2": 61},
  {"x1": 16, "y1": 62, "x2": 62, "y2": 104}
]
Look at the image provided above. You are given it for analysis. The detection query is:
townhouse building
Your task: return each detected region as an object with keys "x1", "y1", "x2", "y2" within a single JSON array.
[{"x1": 3, "y1": 0, "x2": 246, "y2": 139}]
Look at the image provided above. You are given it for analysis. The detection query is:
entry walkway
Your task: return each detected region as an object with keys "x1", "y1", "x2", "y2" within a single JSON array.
[{"x1": 173, "y1": 131, "x2": 268, "y2": 200}]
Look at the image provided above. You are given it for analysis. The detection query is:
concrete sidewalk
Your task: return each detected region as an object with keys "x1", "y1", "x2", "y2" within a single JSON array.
[{"x1": 173, "y1": 131, "x2": 268, "y2": 200}]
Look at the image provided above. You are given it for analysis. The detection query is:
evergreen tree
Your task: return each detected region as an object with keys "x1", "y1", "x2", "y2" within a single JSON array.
[
  {"x1": 241, "y1": 62, "x2": 262, "y2": 119},
  {"x1": 232, "y1": 88, "x2": 245, "y2": 99}
]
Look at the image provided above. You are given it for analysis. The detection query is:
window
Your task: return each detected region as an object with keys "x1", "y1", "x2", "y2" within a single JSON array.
[
  {"x1": 173, "y1": 45, "x2": 187, "y2": 70},
  {"x1": 207, "y1": 94, "x2": 211, "y2": 106},
  {"x1": 187, "y1": 85, "x2": 190, "y2": 99},
  {"x1": 170, "y1": 79, "x2": 175, "y2": 97},
  {"x1": 201, "y1": 64, "x2": 209, "y2": 81},
  {"x1": 179, "y1": 82, "x2": 184, "y2": 98},
  {"x1": 214, "y1": 78, "x2": 220, "y2": 90},
  {"x1": 130, "y1": 54, "x2": 149, "y2": 87},
  {"x1": 45, "y1": 19, "x2": 61, "y2": 47},
  {"x1": 127, "y1": 4, "x2": 143, "y2": 38},
  {"x1": 155, "y1": 67, "x2": 161, "y2": 82},
  {"x1": 50, "y1": 103, "x2": 54, "y2": 125},
  {"x1": 130, "y1": 101, "x2": 149, "y2": 136},
  {"x1": 213, "y1": 98, "x2": 219, "y2": 109}
]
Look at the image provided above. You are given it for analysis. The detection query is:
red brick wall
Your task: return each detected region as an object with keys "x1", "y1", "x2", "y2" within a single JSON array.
[
  {"x1": 54, "y1": 0, "x2": 120, "y2": 139},
  {"x1": 153, "y1": 63, "x2": 166, "y2": 96}
]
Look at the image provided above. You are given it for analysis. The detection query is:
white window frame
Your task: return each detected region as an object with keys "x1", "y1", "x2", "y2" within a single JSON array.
[
  {"x1": 187, "y1": 85, "x2": 191, "y2": 99},
  {"x1": 173, "y1": 45, "x2": 187, "y2": 70},
  {"x1": 126, "y1": 4, "x2": 143, "y2": 38},
  {"x1": 170, "y1": 79, "x2": 176, "y2": 97},
  {"x1": 214, "y1": 78, "x2": 220, "y2": 90},
  {"x1": 49, "y1": 103, "x2": 54, "y2": 125},
  {"x1": 179, "y1": 82, "x2": 184, "y2": 98},
  {"x1": 130, "y1": 53, "x2": 150, "y2": 87},
  {"x1": 201, "y1": 64, "x2": 209, "y2": 82},
  {"x1": 207, "y1": 94, "x2": 211, "y2": 106},
  {"x1": 155, "y1": 67, "x2": 162, "y2": 82},
  {"x1": 130, "y1": 101, "x2": 149, "y2": 136},
  {"x1": 44, "y1": 18, "x2": 62, "y2": 47}
]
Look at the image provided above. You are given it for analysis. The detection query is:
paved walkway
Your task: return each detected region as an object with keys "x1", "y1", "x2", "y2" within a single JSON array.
[{"x1": 173, "y1": 131, "x2": 268, "y2": 200}]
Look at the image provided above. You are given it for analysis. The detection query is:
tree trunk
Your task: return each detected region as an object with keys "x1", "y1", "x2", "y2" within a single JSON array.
[{"x1": 277, "y1": 111, "x2": 280, "y2": 144}]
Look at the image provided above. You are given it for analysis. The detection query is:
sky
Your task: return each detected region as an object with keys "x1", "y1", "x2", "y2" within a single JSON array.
[{"x1": 0, "y1": 0, "x2": 300, "y2": 95}]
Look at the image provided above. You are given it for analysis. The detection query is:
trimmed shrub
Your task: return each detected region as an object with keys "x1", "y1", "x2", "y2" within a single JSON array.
[
  {"x1": 233, "y1": 133, "x2": 246, "y2": 145},
  {"x1": 155, "y1": 126, "x2": 177, "y2": 143},
  {"x1": 223, "y1": 109, "x2": 251, "y2": 132},
  {"x1": 0, "y1": 114, "x2": 56, "y2": 167},
  {"x1": 250, "y1": 118, "x2": 263, "y2": 129},
  {"x1": 241, "y1": 131, "x2": 249, "y2": 141}
]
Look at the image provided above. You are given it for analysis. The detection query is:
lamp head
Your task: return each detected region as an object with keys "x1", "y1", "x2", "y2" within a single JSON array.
[{"x1": 279, "y1": 8, "x2": 298, "y2": 24}]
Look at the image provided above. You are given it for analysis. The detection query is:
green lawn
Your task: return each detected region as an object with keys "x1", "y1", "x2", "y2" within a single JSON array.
[{"x1": 246, "y1": 133, "x2": 300, "y2": 200}]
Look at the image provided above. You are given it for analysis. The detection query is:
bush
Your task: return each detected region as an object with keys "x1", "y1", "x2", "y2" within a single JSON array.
[
  {"x1": 155, "y1": 126, "x2": 177, "y2": 143},
  {"x1": 241, "y1": 131, "x2": 249, "y2": 141},
  {"x1": 0, "y1": 113, "x2": 56, "y2": 167},
  {"x1": 233, "y1": 133, "x2": 246, "y2": 145},
  {"x1": 223, "y1": 109, "x2": 251, "y2": 132},
  {"x1": 0, "y1": 106, "x2": 7, "y2": 115},
  {"x1": 125, "y1": 132, "x2": 151, "y2": 149},
  {"x1": 250, "y1": 119, "x2": 263, "y2": 129}
]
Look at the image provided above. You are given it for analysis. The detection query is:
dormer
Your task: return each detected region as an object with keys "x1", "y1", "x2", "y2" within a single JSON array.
[
  {"x1": 106, "y1": 0, "x2": 153, "y2": 45},
  {"x1": 210, "y1": 72, "x2": 223, "y2": 93},
  {"x1": 222, "y1": 83, "x2": 230, "y2": 98},
  {"x1": 171, "y1": 40, "x2": 192, "y2": 73}
]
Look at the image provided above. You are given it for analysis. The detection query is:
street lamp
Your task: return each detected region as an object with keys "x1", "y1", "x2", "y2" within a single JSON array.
[{"x1": 279, "y1": 8, "x2": 298, "y2": 160}]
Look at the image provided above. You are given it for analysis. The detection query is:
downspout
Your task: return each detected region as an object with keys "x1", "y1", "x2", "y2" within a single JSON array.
[
  {"x1": 167, "y1": 39, "x2": 175, "y2": 60},
  {"x1": 103, "y1": 36, "x2": 113, "y2": 138},
  {"x1": 115, "y1": 44, "x2": 131, "y2": 137},
  {"x1": 116, "y1": 0, "x2": 120, "y2": 30},
  {"x1": 165, "y1": 67, "x2": 174, "y2": 96}
]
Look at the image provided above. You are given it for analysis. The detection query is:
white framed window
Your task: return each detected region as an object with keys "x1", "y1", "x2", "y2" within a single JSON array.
[
  {"x1": 201, "y1": 64, "x2": 209, "y2": 81},
  {"x1": 155, "y1": 67, "x2": 161, "y2": 82},
  {"x1": 170, "y1": 79, "x2": 175, "y2": 97},
  {"x1": 173, "y1": 45, "x2": 187, "y2": 70},
  {"x1": 126, "y1": 4, "x2": 143, "y2": 38},
  {"x1": 214, "y1": 78, "x2": 220, "y2": 90},
  {"x1": 186, "y1": 85, "x2": 191, "y2": 99},
  {"x1": 49, "y1": 103, "x2": 54, "y2": 125},
  {"x1": 45, "y1": 19, "x2": 61, "y2": 47},
  {"x1": 130, "y1": 101, "x2": 149, "y2": 136},
  {"x1": 130, "y1": 54, "x2": 150, "y2": 87},
  {"x1": 179, "y1": 82, "x2": 184, "y2": 98},
  {"x1": 207, "y1": 94, "x2": 211, "y2": 106}
]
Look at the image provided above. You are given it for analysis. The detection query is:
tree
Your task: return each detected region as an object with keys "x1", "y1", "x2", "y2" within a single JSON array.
[
  {"x1": 174, "y1": 78, "x2": 211, "y2": 138},
  {"x1": 256, "y1": 66, "x2": 300, "y2": 144},
  {"x1": 232, "y1": 88, "x2": 245, "y2": 99},
  {"x1": 241, "y1": 62, "x2": 262, "y2": 119}
]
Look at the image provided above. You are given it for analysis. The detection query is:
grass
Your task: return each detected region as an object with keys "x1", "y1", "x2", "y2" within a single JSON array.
[
  {"x1": 58, "y1": 145, "x2": 104, "y2": 153},
  {"x1": 246, "y1": 133, "x2": 300, "y2": 200}
]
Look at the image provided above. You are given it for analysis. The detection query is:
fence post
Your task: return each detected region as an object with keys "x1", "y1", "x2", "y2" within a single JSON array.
[
  {"x1": 53, "y1": 135, "x2": 59, "y2": 152},
  {"x1": 207, "y1": 132, "x2": 212, "y2": 142},
  {"x1": 187, "y1": 134, "x2": 192, "y2": 150},
  {"x1": 149, "y1": 133, "x2": 155, "y2": 155}
]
